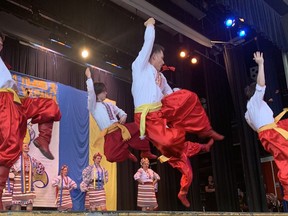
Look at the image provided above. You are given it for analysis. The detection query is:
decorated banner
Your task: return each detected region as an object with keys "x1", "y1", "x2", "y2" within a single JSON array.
[{"x1": 12, "y1": 73, "x2": 57, "y2": 101}]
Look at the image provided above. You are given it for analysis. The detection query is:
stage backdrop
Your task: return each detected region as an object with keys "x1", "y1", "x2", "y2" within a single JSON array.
[{"x1": 11, "y1": 71, "x2": 117, "y2": 210}]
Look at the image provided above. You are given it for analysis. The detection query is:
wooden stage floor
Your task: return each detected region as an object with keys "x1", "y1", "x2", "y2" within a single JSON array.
[{"x1": 0, "y1": 211, "x2": 286, "y2": 216}]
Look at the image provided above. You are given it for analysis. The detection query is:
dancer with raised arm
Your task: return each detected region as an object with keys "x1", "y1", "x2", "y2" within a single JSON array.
[
  {"x1": 85, "y1": 67, "x2": 156, "y2": 162},
  {"x1": 245, "y1": 51, "x2": 288, "y2": 202},
  {"x1": 131, "y1": 18, "x2": 224, "y2": 207}
]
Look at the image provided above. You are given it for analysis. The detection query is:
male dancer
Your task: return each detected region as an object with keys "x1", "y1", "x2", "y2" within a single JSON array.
[
  {"x1": 85, "y1": 67, "x2": 156, "y2": 162},
  {"x1": 245, "y1": 51, "x2": 288, "y2": 202},
  {"x1": 0, "y1": 33, "x2": 61, "y2": 210},
  {"x1": 131, "y1": 18, "x2": 224, "y2": 207}
]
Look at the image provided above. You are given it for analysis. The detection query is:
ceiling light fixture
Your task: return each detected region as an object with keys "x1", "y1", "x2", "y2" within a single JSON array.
[
  {"x1": 105, "y1": 61, "x2": 122, "y2": 69},
  {"x1": 49, "y1": 33, "x2": 72, "y2": 48},
  {"x1": 118, "y1": 0, "x2": 212, "y2": 48},
  {"x1": 81, "y1": 49, "x2": 89, "y2": 58}
]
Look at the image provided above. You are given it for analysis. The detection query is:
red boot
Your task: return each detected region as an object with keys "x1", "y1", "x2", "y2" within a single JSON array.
[
  {"x1": 178, "y1": 191, "x2": 190, "y2": 208},
  {"x1": 33, "y1": 122, "x2": 54, "y2": 160},
  {"x1": 198, "y1": 129, "x2": 224, "y2": 141},
  {"x1": 0, "y1": 166, "x2": 10, "y2": 210},
  {"x1": 140, "y1": 151, "x2": 157, "y2": 159}
]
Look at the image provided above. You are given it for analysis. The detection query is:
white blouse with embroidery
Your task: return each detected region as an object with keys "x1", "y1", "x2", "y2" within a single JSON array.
[
  {"x1": 86, "y1": 78, "x2": 126, "y2": 130},
  {"x1": 134, "y1": 168, "x2": 160, "y2": 183}
]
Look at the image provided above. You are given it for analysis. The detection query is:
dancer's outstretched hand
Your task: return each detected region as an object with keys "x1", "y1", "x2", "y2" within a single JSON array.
[
  {"x1": 144, "y1": 17, "x2": 155, "y2": 26},
  {"x1": 253, "y1": 51, "x2": 264, "y2": 65},
  {"x1": 85, "y1": 67, "x2": 91, "y2": 78}
]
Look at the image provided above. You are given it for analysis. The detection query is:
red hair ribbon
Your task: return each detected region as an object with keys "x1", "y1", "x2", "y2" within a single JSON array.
[{"x1": 161, "y1": 65, "x2": 176, "y2": 72}]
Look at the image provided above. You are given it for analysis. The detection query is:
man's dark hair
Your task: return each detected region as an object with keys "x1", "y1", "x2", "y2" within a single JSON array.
[
  {"x1": 150, "y1": 44, "x2": 164, "y2": 58},
  {"x1": 244, "y1": 82, "x2": 256, "y2": 100},
  {"x1": 94, "y1": 82, "x2": 107, "y2": 96}
]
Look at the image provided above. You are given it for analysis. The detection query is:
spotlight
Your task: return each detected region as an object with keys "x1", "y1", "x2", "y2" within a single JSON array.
[
  {"x1": 190, "y1": 57, "x2": 198, "y2": 64},
  {"x1": 238, "y1": 18, "x2": 245, "y2": 23},
  {"x1": 179, "y1": 50, "x2": 187, "y2": 58},
  {"x1": 237, "y1": 29, "x2": 246, "y2": 37},
  {"x1": 224, "y1": 18, "x2": 235, "y2": 28},
  {"x1": 81, "y1": 49, "x2": 89, "y2": 58}
]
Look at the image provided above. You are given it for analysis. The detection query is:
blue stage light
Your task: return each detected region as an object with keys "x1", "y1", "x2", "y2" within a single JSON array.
[
  {"x1": 224, "y1": 18, "x2": 235, "y2": 28},
  {"x1": 238, "y1": 29, "x2": 246, "y2": 37}
]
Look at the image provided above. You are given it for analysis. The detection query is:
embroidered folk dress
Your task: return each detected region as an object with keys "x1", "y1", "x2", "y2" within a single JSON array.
[
  {"x1": 81, "y1": 164, "x2": 108, "y2": 208},
  {"x1": 2, "y1": 172, "x2": 14, "y2": 209},
  {"x1": 134, "y1": 168, "x2": 160, "y2": 208},
  {"x1": 11, "y1": 154, "x2": 45, "y2": 206},
  {"x1": 52, "y1": 175, "x2": 77, "y2": 210}
]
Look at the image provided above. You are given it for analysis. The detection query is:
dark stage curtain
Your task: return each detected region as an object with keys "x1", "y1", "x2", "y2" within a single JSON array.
[
  {"x1": 164, "y1": 52, "x2": 240, "y2": 211},
  {"x1": 1, "y1": 37, "x2": 87, "y2": 90},
  {"x1": 223, "y1": 44, "x2": 268, "y2": 211},
  {"x1": 216, "y1": 0, "x2": 288, "y2": 51},
  {"x1": 202, "y1": 57, "x2": 239, "y2": 211}
]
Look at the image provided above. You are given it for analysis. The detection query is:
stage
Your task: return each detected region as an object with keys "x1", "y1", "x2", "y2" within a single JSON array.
[{"x1": 0, "y1": 211, "x2": 285, "y2": 216}]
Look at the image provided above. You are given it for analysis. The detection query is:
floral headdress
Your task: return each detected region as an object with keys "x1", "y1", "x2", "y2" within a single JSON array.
[
  {"x1": 140, "y1": 158, "x2": 149, "y2": 166},
  {"x1": 93, "y1": 152, "x2": 102, "y2": 160}
]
